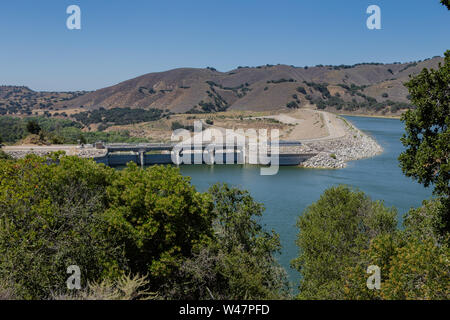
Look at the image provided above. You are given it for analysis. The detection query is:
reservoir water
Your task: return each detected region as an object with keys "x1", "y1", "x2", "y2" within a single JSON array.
[{"x1": 178, "y1": 116, "x2": 434, "y2": 286}]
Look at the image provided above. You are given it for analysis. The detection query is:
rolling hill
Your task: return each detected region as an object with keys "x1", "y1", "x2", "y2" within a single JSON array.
[{"x1": 1, "y1": 56, "x2": 444, "y2": 117}]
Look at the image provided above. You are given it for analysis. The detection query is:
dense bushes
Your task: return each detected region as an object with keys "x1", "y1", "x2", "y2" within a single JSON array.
[
  {"x1": 0, "y1": 155, "x2": 126, "y2": 298},
  {"x1": 0, "y1": 150, "x2": 11, "y2": 160},
  {"x1": 0, "y1": 116, "x2": 149, "y2": 144},
  {"x1": 171, "y1": 121, "x2": 195, "y2": 131},
  {"x1": 0, "y1": 116, "x2": 83, "y2": 143},
  {"x1": 267, "y1": 78, "x2": 296, "y2": 84},
  {"x1": 26, "y1": 120, "x2": 41, "y2": 135},
  {"x1": 0, "y1": 155, "x2": 286, "y2": 299},
  {"x1": 343, "y1": 198, "x2": 449, "y2": 300},
  {"x1": 164, "y1": 184, "x2": 289, "y2": 299},
  {"x1": 296, "y1": 86, "x2": 307, "y2": 94},
  {"x1": 286, "y1": 101, "x2": 299, "y2": 109},
  {"x1": 301, "y1": 82, "x2": 413, "y2": 112},
  {"x1": 105, "y1": 163, "x2": 214, "y2": 287},
  {"x1": 311, "y1": 95, "x2": 411, "y2": 112},
  {"x1": 0, "y1": 117, "x2": 29, "y2": 143},
  {"x1": 291, "y1": 186, "x2": 397, "y2": 299},
  {"x1": 72, "y1": 107, "x2": 164, "y2": 126},
  {"x1": 292, "y1": 186, "x2": 449, "y2": 300},
  {"x1": 304, "y1": 81, "x2": 330, "y2": 98}
]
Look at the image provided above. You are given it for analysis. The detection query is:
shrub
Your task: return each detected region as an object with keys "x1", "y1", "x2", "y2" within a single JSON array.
[
  {"x1": 164, "y1": 184, "x2": 289, "y2": 299},
  {"x1": 381, "y1": 239, "x2": 449, "y2": 299},
  {"x1": 52, "y1": 274, "x2": 156, "y2": 300},
  {"x1": 105, "y1": 163, "x2": 214, "y2": 288},
  {"x1": 0, "y1": 155, "x2": 126, "y2": 299},
  {"x1": 292, "y1": 186, "x2": 397, "y2": 299},
  {"x1": 72, "y1": 108, "x2": 163, "y2": 126},
  {"x1": 0, "y1": 155, "x2": 290, "y2": 300},
  {"x1": 286, "y1": 101, "x2": 299, "y2": 109},
  {"x1": 0, "y1": 150, "x2": 11, "y2": 160},
  {"x1": 296, "y1": 87, "x2": 307, "y2": 94},
  {"x1": 26, "y1": 120, "x2": 41, "y2": 135}
]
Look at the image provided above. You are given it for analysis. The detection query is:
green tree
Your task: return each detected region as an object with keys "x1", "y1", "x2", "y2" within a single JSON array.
[
  {"x1": 343, "y1": 198, "x2": 449, "y2": 300},
  {"x1": 296, "y1": 86, "x2": 307, "y2": 94},
  {"x1": 0, "y1": 155, "x2": 126, "y2": 299},
  {"x1": 399, "y1": 51, "x2": 449, "y2": 231},
  {"x1": 291, "y1": 185, "x2": 397, "y2": 299},
  {"x1": 26, "y1": 120, "x2": 41, "y2": 135},
  {"x1": 441, "y1": 0, "x2": 450, "y2": 10},
  {"x1": 165, "y1": 184, "x2": 289, "y2": 299},
  {"x1": 0, "y1": 155, "x2": 291, "y2": 299},
  {"x1": 0, "y1": 150, "x2": 11, "y2": 160},
  {"x1": 403, "y1": 198, "x2": 448, "y2": 245},
  {"x1": 78, "y1": 134, "x2": 87, "y2": 144},
  {"x1": 381, "y1": 239, "x2": 449, "y2": 299},
  {"x1": 343, "y1": 233, "x2": 403, "y2": 300},
  {"x1": 400, "y1": 51, "x2": 449, "y2": 197},
  {"x1": 105, "y1": 163, "x2": 213, "y2": 288}
]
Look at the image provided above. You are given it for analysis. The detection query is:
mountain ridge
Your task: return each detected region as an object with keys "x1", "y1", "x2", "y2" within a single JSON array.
[{"x1": 0, "y1": 56, "x2": 444, "y2": 116}]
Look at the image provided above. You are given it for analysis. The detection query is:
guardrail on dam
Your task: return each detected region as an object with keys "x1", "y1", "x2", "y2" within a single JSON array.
[{"x1": 93, "y1": 142, "x2": 317, "y2": 167}]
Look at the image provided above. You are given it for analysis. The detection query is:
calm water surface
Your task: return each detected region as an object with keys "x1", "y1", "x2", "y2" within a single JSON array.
[{"x1": 178, "y1": 116, "x2": 433, "y2": 285}]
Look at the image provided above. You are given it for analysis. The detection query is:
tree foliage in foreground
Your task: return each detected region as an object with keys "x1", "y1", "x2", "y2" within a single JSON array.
[
  {"x1": 0, "y1": 150, "x2": 11, "y2": 160},
  {"x1": 0, "y1": 155, "x2": 125, "y2": 299},
  {"x1": 164, "y1": 184, "x2": 289, "y2": 299},
  {"x1": 399, "y1": 50, "x2": 449, "y2": 197},
  {"x1": 291, "y1": 185, "x2": 397, "y2": 299},
  {"x1": 105, "y1": 163, "x2": 213, "y2": 288},
  {"x1": 0, "y1": 155, "x2": 285, "y2": 299},
  {"x1": 344, "y1": 198, "x2": 449, "y2": 300},
  {"x1": 293, "y1": 186, "x2": 450, "y2": 300},
  {"x1": 399, "y1": 50, "x2": 449, "y2": 232}
]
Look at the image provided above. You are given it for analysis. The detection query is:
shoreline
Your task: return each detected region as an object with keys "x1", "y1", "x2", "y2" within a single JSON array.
[
  {"x1": 338, "y1": 113, "x2": 402, "y2": 120},
  {"x1": 298, "y1": 116, "x2": 384, "y2": 169},
  {"x1": 2, "y1": 112, "x2": 385, "y2": 169}
]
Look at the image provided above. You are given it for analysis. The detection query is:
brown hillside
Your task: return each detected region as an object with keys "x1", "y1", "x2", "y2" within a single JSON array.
[
  {"x1": 59, "y1": 57, "x2": 443, "y2": 114},
  {"x1": 2, "y1": 56, "x2": 444, "y2": 116}
]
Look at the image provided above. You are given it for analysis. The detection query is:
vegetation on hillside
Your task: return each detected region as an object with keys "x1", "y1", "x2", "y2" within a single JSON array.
[
  {"x1": 0, "y1": 116, "x2": 149, "y2": 144},
  {"x1": 72, "y1": 107, "x2": 164, "y2": 126},
  {"x1": 0, "y1": 86, "x2": 86, "y2": 116},
  {"x1": 303, "y1": 81, "x2": 413, "y2": 112}
]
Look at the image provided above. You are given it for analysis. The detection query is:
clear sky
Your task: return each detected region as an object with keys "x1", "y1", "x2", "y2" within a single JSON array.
[{"x1": 0, "y1": 0, "x2": 448, "y2": 91}]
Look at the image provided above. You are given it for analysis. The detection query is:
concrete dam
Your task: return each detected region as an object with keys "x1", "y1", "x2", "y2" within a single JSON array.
[{"x1": 94, "y1": 142, "x2": 317, "y2": 167}]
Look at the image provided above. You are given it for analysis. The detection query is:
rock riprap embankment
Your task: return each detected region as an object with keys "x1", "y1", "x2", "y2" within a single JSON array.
[
  {"x1": 300, "y1": 120, "x2": 383, "y2": 169},
  {"x1": 3, "y1": 147, "x2": 107, "y2": 159}
]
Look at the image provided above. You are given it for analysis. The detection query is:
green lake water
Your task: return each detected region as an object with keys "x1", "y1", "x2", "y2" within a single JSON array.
[{"x1": 178, "y1": 116, "x2": 434, "y2": 286}]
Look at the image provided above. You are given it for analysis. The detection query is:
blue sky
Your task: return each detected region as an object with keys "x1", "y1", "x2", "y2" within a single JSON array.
[{"x1": 0, "y1": 0, "x2": 448, "y2": 91}]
